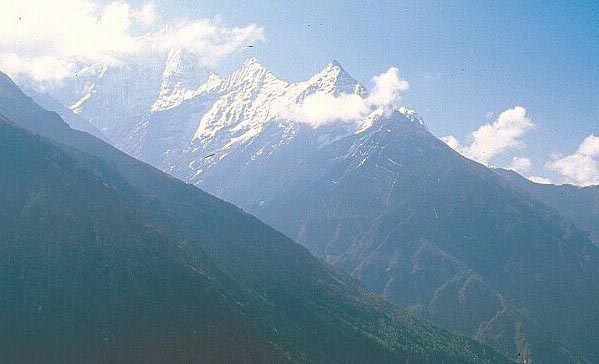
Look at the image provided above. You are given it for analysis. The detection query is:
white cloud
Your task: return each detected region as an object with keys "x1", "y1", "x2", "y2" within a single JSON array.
[
  {"x1": 135, "y1": 2, "x2": 157, "y2": 24},
  {"x1": 506, "y1": 156, "x2": 553, "y2": 184},
  {"x1": 0, "y1": 0, "x2": 264, "y2": 81},
  {"x1": 284, "y1": 67, "x2": 409, "y2": 126},
  {"x1": 577, "y1": 134, "x2": 599, "y2": 156},
  {"x1": 466, "y1": 106, "x2": 533, "y2": 164},
  {"x1": 0, "y1": 54, "x2": 76, "y2": 82},
  {"x1": 441, "y1": 135, "x2": 462, "y2": 152},
  {"x1": 528, "y1": 176, "x2": 552, "y2": 184},
  {"x1": 286, "y1": 93, "x2": 370, "y2": 125},
  {"x1": 508, "y1": 156, "x2": 532, "y2": 174},
  {"x1": 442, "y1": 106, "x2": 534, "y2": 166},
  {"x1": 546, "y1": 135, "x2": 599, "y2": 186},
  {"x1": 151, "y1": 20, "x2": 265, "y2": 68},
  {"x1": 366, "y1": 67, "x2": 410, "y2": 108}
]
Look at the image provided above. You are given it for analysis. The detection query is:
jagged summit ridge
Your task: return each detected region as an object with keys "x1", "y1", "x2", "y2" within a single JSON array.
[
  {"x1": 32, "y1": 55, "x2": 422, "y2": 187},
  {"x1": 189, "y1": 57, "x2": 366, "y2": 146},
  {"x1": 128, "y1": 57, "x2": 427, "y2": 191},
  {"x1": 42, "y1": 54, "x2": 417, "y2": 149}
]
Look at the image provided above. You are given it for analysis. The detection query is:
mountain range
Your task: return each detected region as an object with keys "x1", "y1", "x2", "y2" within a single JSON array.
[
  {"x1": 0, "y1": 67, "x2": 510, "y2": 363},
  {"x1": 18, "y1": 54, "x2": 599, "y2": 363}
]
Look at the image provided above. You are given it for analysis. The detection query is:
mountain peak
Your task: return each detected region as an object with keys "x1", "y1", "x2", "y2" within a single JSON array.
[
  {"x1": 325, "y1": 59, "x2": 342, "y2": 69},
  {"x1": 222, "y1": 57, "x2": 282, "y2": 90},
  {"x1": 242, "y1": 57, "x2": 266, "y2": 69},
  {"x1": 308, "y1": 60, "x2": 361, "y2": 95},
  {"x1": 151, "y1": 48, "x2": 208, "y2": 112},
  {"x1": 161, "y1": 47, "x2": 207, "y2": 87},
  {"x1": 318, "y1": 59, "x2": 346, "y2": 76}
]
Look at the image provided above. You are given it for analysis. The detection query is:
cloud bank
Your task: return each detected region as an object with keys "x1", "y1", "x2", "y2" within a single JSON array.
[
  {"x1": 508, "y1": 156, "x2": 532, "y2": 174},
  {"x1": 546, "y1": 135, "x2": 599, "y2": 186},
  {"x1": 284, "y1": 67, "x2": 409, "y2": 126},
  {"x1": 0, "y1": 0, "x2": 265, "y2": 81},
  {"x1": 442, "y1": 106, "x2": 534, "y2": 166},
  {"x1": 527, "y1": 175, "x2": 552, "y2": 184},
  {"x1": 441, "y1": 107, "x2": 556, "y2": 184}
]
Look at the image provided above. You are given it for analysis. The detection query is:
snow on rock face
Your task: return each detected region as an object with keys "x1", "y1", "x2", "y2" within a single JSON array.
[
  {"x1": 42, "y1": 55, "x2": 424, "y2": 190},
  {"x1": 144, "y1": 59, "x2": 426, "y2": 191},
  {"x1": 151, "y1": 47, "x2": 210, "y2": 112},
  {"x1": 68, "y1": 60, "x2": 165, "y2": 145},
  {"x1": 303, "y1": 60, "x2": 366, "y2": 96},
  {"x1": 397, "y1": 106, "x2": 425, "y2": 126},
  {"x1": 111, "y1": 57, "x2": 373, "y2": 187},
  {"x1": 192, "y1": 57, "x2": 290, "y2": 145},
  {"x1": 40, "y1": 48, "x2": 209, "y2": 147},
  {"x1": 190, "y1": 58, "x2": 370, "y2": 152}
]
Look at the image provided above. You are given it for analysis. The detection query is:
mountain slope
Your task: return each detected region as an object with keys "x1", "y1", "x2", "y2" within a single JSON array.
[
  {"x1": 210, "y1": 109, "x2": 597, "y2": 363},
  {"x1": 21, "y1": 86, "x2": 106, "y2": 141},
  {"x1": 77, "y1": 58, "x2": 599, "y2": 363},
  {"x1": 249, "y1": 112, "x2": 599, "y2": 363},
  {"x1": 495, "y1": 168, "x2": 599, "y2": 243},
  {"x1": 0, "y1": 70, "x2": 509, "y2": 363},
  {"x1": 0, "y1": 117, "x2": 290, "y2": 364}
]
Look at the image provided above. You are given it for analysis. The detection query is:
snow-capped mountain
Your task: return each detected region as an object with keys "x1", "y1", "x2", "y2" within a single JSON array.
[
  {"x1": 129, "y1": 57, "x2": 393, "y2": 185},
  {"x1": 44, "y1": 54, "x2": 397, "y2": 188},
  {"x1": 39, "y1": 54, "x2": 391, "y2": 176},
  {"x1": 2, "y1": 69, "x2": 513, "y2": 364},
  {"x1": 35, "y1": 47, "x2": 209, "y2": 147},
  {"x1": 26, "y1": 56, "x2": 599, "y2": 363}
]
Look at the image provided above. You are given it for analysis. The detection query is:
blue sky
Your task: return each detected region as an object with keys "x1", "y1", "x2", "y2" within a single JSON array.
[
  {"x1": 135, "y1": 0, "x2": 599, "y2": 183},
  {"x1": 2, "y1": 0, "x2": 598, "y2": 184}
]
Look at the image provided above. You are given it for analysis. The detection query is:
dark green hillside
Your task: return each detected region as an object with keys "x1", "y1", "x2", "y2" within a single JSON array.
[{"x1": 0, "y1": 119, "x2": 289, "y2": 364}]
